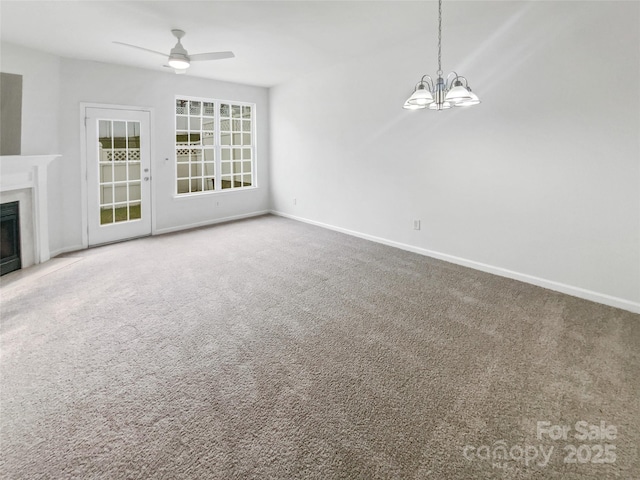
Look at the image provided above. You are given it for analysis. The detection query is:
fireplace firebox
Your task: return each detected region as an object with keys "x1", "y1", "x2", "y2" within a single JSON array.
[{"x1": 1, "y1": 201, "x2": 21, "y2": 275}]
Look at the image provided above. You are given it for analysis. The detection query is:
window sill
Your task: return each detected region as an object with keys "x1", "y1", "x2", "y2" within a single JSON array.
[{"x1": 172, "y1": 185, "x2": 259, "y2": 199}]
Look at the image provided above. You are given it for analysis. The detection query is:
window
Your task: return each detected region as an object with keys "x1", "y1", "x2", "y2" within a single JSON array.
[{"x1": 175, "y1": 97, "x2": 255, "y2": 195}]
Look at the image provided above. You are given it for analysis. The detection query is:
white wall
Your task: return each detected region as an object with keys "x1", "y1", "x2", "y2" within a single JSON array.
[
  {"x1": 1, "y1": 43, "x2": 270, "y2": 256},
  {"x1": 58, "y1": 58, "x2": 269, "y2": 252},
  {"x1": 0, "y1": 43, "x2": 60, "y2": 155},
  {"x1": 270, "y1": 1, "x2": 640, "y2": 310}
]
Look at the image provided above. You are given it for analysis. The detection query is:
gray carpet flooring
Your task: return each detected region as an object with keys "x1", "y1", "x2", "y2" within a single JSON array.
[{"x1": 1, "y1": 214, "x2": 638, "y2": 479}]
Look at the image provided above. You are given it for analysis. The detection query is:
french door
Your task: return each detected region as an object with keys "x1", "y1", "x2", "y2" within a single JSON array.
[{"x1": 86, "y1": 107, "x2": 151, "y2": 246}]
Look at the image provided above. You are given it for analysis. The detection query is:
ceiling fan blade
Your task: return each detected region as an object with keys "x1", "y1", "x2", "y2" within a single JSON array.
[
  {"x1": 190, "y1": 51, "x2": 235, "y2": 62},
  {"x1": 113, "y1": 41, "x2": 167, "y2": 58}
]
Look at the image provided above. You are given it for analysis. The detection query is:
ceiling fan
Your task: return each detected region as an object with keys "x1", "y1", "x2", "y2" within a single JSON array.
[{"x1": 113, "y1": 29, "x2": 234, "y2": 74}]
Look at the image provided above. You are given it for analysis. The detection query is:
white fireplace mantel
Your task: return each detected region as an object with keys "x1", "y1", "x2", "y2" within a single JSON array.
[{"x1": 1, "y1": 154, "x2": 61, "y2": 266}]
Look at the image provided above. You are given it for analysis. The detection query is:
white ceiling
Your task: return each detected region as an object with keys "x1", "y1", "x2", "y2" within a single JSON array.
[{"x1": 1, "y1": 1, "x2": 512, "y2": 87}]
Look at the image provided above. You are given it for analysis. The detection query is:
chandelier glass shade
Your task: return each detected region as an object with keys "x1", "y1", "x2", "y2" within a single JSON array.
[{"x1": 403, "y1": 0, "x2": 480, "y2": 111}]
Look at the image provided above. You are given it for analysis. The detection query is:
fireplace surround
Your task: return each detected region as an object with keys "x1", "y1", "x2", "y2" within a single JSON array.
[{"x1": 0, "y1": 155, "x2": 60, "y2": 273}]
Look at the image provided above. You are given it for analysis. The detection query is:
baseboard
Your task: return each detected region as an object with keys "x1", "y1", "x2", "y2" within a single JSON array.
[
  {"x1": 49, "y1": 211, "x2": 270, "y2": 256},
  {"x1": 50, "y1": 244, "x2": 85, "y2": 258},
  {"x1": 154, "y1": 210, "x2": 270, "y2": 235},
  {"x1": 271, "y1": 210, "x2": 640, "y2": 314}
]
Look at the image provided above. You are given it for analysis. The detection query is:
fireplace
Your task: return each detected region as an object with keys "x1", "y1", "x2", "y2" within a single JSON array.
[
  {"x1": 1, "y1": 201, "x2": 21, "y2": 275},
  {"x1": 0, "y1": 154, "x2": 60, "y2": 271}
]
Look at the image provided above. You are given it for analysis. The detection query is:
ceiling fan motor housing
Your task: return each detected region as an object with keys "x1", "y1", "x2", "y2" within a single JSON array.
[{"x1": 169, "y1": 42, "x2": 190, "y2": 69}]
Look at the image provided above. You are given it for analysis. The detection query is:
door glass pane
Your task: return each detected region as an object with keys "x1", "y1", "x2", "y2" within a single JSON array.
[
  {"x1": 114, "y1": 184, "x2": 127, "y2": 203},
  {"x1": 100, "y1": 185, "x2": 113, "y2": 205},
  {"x1": 99, "y1": 120, "x2": 113, "y2": 149},
  {"x1": 100, "y1": 164, "x2": 113, "y2": 183},
  {"x1": 127, "y1": 122, "x2": 140, "y2": 149},
  {"x1": 113, "y1": 121, "x2": 126, "y2": 149},
  {"x1": 101, "y1": 207, "x2": 114, "y2": 225},
  {"x1": 129, "y1": 204, "x2": 141, "y2": 220},
  {"x1": 129, "y1": 163, "x2": 140, "y2": 180},
  {"x1": 129, "y1": 183, "x2": 141, "y2": 201},
  {"x1": 114, "y1": 204, "x2": 128, "y2": 222},
  {"x1": 114, "y1": 164, "x2": 127, "y2": 182},
  {"x1": 96, "y1": 119, "x2": 143, "y2": 226}
]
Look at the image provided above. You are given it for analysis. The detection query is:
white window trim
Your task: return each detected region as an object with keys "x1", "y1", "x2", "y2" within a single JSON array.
[{"x1": 173, "y1": 95, "x2": 258, "y2": 198}]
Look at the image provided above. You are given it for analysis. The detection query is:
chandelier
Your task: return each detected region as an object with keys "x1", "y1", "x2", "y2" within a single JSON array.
[{"x1": 403, "y1": 0, "x2": 480, "y2": 110}]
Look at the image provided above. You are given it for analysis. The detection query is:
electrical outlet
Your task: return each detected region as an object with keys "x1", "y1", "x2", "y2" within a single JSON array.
[
  {"x1": 413, "y1": 220, "x2": 421, "y2": 230},
  {"x1": 293, "y1": 198, "x2": 297, "y2": 205}
]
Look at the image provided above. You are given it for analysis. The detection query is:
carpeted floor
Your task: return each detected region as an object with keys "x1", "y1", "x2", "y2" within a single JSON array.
[{"x1": 1, "y1": 214, "x2": 638, "y2": 479}]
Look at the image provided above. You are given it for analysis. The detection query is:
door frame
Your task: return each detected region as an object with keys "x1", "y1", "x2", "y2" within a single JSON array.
[{"x1": 80, "y1": 103, "x2": 157, "y2": 248}]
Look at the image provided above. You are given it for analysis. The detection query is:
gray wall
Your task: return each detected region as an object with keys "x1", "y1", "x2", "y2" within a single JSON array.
[{"x1": 0, "y1": 72, "x2": 22, "y2": 155}]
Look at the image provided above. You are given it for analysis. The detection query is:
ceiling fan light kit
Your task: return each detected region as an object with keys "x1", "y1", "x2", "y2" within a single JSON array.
[
  {"x1": 114, "y1": 29, "x2": 235, "y2": 74},
  {"x1": 404, "y1": 0, "x2": 480, "y2": 111},
  {"x1": 168, "y1": 55, "x2": 190, "y2": 70}
]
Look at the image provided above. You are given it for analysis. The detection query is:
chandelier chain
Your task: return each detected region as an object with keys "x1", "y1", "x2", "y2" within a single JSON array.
[{"x1": 437, "y1": 0, "x2": 442, "y2": 76}]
